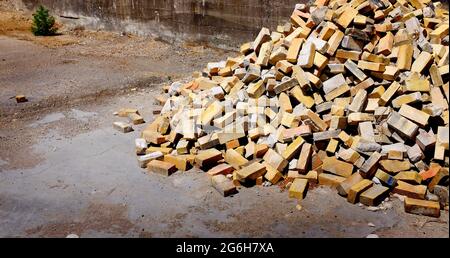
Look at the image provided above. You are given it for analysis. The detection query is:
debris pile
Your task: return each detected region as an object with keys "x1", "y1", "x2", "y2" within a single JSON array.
[{"x1": 121, "y1": 0, "x2": 449, "y2": 217}]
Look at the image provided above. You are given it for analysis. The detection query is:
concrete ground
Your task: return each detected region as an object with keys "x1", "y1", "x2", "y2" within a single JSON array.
[{"x1": 0, "y1": 9, "x2": 449, "y2": 238}]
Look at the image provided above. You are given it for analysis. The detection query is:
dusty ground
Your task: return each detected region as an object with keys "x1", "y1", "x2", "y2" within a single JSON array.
[{"x1": 0, "y1": 6, "x2": 448, "y2": 238}]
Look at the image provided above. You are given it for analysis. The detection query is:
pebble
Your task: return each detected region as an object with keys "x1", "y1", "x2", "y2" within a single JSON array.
[
  {"x1": 66, "y1": 234, "x2": 79, "y2": 238},
  {"x1": 372, "y1": 177, "x2": 382, "y2": 185},
  {"x1": 366, "y1": 234, "x2": 379, "y2": 238},
  {"x1": 368, "y1": 222, "x2": 375, "y2": 227},
  {"x1": 367, "y1": 206, "x2": 380, "y2": 212}
]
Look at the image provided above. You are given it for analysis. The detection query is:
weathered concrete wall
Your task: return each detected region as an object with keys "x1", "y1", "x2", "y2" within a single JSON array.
[{"x1": 20, "y1": 0, "x2": 308, "y2": 48}]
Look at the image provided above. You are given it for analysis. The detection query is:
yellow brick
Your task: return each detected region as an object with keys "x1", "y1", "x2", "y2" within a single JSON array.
[
  {"x1": 322, "y1": 157, "x2": 354, "y2": 178},
  {"x1": 347, "y1": 179, "x2": 373, "y2": 204},
  {"x1": 358, "y1": 60, "x2": 386, "y2": 72},
  {"x1": 287, "y1": 38, "x2": 304, "y2": 63},
  {"x1": 336, "y1": 49, "x2": 361, "y2": 61},
  {"x1": 291, "y1": 86, "x2": 315, "y2": 109},
  {"x1": 289, "y1": 178, "x2": 309, "y2": 200},
  {"x1": 282, "y1": 136, "x2": 305, "y2": 160},
  {"x1": 411, "y1": 52, "x2": 433, "y2": 74},
  {"x1": 336, "y1": 6, "x2": 358, "y2": 28},
  {"x1": 404, "y1": 197, "x2": 440, "y2": 218},
  {"x1": 399, "y1": 104, "x2": 430, "y2": 127}
]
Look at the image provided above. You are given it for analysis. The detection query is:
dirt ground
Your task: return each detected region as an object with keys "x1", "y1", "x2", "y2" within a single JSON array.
[{"x1": 0, "y1": 6, "x2": 448, "y2": 238}]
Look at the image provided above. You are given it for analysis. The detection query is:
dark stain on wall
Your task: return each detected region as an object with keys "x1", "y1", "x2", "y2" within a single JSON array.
[{"x1": 21, "y1": 0, "x2": 308, "y2": 48}]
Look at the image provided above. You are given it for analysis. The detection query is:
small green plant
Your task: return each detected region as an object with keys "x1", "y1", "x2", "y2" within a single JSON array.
[{"x1": 31, "y1": 5, "x2": 57, "y2": 36}]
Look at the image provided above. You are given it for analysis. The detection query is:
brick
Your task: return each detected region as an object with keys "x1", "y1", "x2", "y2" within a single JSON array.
[
  {"x1": 198, "y1": 133, "x2": 220, "y2": 150},
  {"x1": 118, "y1": 108, "x2": 139, "y2": 117},
  {"x1": 393, "y1": 181, "x2": 427, "y2": 199},
  {"x1": 300, "y1": 109, "x2": 328, "y2": 131},
  {"x1": 279, "y1": 92, "x2": 293, "y2": 113},
  {"x1": 430, "y1": 24, "x2": 449, "y2": 41},
  {"x1": 252, "y1": 27, "x2": 271, "y2": 53},
  {"x1": 429, "y1": 65, "x2": 444, "y2": 87},
  {"x1": 318, "y1": 173, "x2": 347, "y2": 188},
  {"x1": 235, "y1": 162, "x2": 267, "y2": 181},
  {"x1": 437, "y1": 127, "x2": 449, "y2": 150},
  {"x1": 336, "y1": 49, "x2": 361, "y2": 61},
  {"x1": 269, "y1": 47, "x2": 288, "y2": 65},
  {"x1": 281, "y1": 112, "x2": 299, "y2": 128},
  {"x1": 313, "y1": 129, "x2": 341, "y2": 142},
  {"x1": 419, "y1": 164, "x2": 441, "y2": 181},
  {"x1": 348, "y1": 112, "x2": 374, "y2": 125},
  {"x1": 399, "y1": 104, "x2": 430, "y2": 127},
  {"x1": 327, "y1": 30, "x2": 345, "y2": 56},
  {"x1": 360, "y1": 185, "x2": 390, "y2": 206},
  {"x1": 281, "y1": 125, "x2": 312, "y2": 142},
  {"x1": 360, "y1": 152, "x2": 382, "y2": 178},
  {"x1": 225, "y1": 149, "x2": 249, "y2": 169},
  {"x1": 200, "y1": 101, "x2": 223, "y2": 126},
  {"x1": 263, "y1": 149, "x2": 288, "y2": 171},
  {"x1": 337, "y1": 147, "x2": 360, "y2": 164},
  {"x1": 336, "y1": 6, "x2": 358, "y2": 29},
  {"x1": 264, "y1": 164, "x2": 283, "y2": 184},
  {"x1": 416, "y1": 130, "x2": 436, "y2": 151},
  {"x1": 211, "y1": 174, "x2": 238, "y2": 197},
  {"x1": 395, "y1": 171, "x2": 423, "y2": 185},
  {"x1": 328, "y1": 63, "x2": 345, "y2": 74},
  {"x1": 297, "y1": 42, "x2": 316, "y2": 68},
  {"x1": 337, "y1": 172, "x2": 364, "y2": 197},
  {"x1": 377, "y1": 32, "x2": 394, "y2": 55},
  {"x1": 325, "y1": 84, "x2": 351, "y2": 102},
  {"x1": 405, "y1": 77, "x2": 430, "y2": 92},
  {"x1": 326, "y1": 139, "x2": 339, "y2": 153},
  {"x1": 338, "y1": 131, "x2": 353, "y2": 147},
  {"x1": 404, "y1": 197, "x2": 440, "y2": 218},
  {"x1": 322, "y1": 157, "x2": 353, "y2": 178},
  {"x1": 359, "y1": 121, "x2": 375, "y2": 142},
  {"x1": 387, "y1": 112, "x2": 419, "y2": 139},
  {"x1": 344, "y1": 60, "x2": 367, "y2": 82},
  {"x1": 195, "y1": 149, "x2": 223, "y2": 169},
  {"x1": 388, "y1": 150, "x2": 403, "y2": 160},
  {"x1": 428, "y1": 168, "x2": 449, "y2": 192},
  {"x1": 256, "y1": 41, "x2": 273, "y2": 66},
  {"x1": 391, "y1": 92, "x2": 422, "y2": 109},
  {"x1": 289, "y1": 178, "x2": 309, "y2": 200},
  {"x1": 430, "y1": 87, "x2": 448, "y2": 110},
  {"x1": 274, "y1": 78, "x2": 298, "y2": 95},
  {"x1": 313, "y1": 51, "x2": 329, "y2": 70},
  {"x1": 292, "y1": 65, "x2": 310, "y2": 89},
  {"x1": 296, "y1": 143, "x2": 312, "y2": 173},
  {"x1": 164, "y1": 154, "x2": 191, "y2": 171},
  {"x1": 282, "y1": 136, "x2": 305, "y2": 161},
  {"x1": 347, "y1": 179, "x2": 373, "y2": 204},
  {"x1": 207, "y1": 163, "x2": 235, "y2": 176},
  {"x1": 323, "y1": 74, "x2": 346, "y2": 95},
  {"x1": 291, "y1": 86, "x2": 315, "y2": 108},
  {"x1": 146, "y1": 146, "x2": 173, "y2": 155},
  {"x1": 137, "y1": 151, "x2": 164, "y2": 168},
  {"x1": 397, "y1": 43, "x2": 413, "y2": 70},
  {"x1": 357, "y1": 60, "x2": 385, "y2": 72},
  {"x1": 113, "y1": 122, "x2": 133, "y2": 133},
  {"x1": 411, "y1": 51, "x2": 433, "y2": 74},
  {"x1": 287, "y1": 38, "x2": 304, "y2": 63},
  {"x1": 135, "y1": 138, "x2": 147, "y2": 155},
  {"x1": 147, "y1": 160, "x2": 177, "y2": 176},
  {"x1": 379, "y1": 160, "x2": 411, "y2": 173},
  {"x1": 374, "y1": 169, "x2": 397, "y2": 187}
]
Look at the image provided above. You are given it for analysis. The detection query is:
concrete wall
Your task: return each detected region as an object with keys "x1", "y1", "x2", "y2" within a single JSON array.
[{"x1": 21, "y1": 0, "x2": 308, "y2": 48}]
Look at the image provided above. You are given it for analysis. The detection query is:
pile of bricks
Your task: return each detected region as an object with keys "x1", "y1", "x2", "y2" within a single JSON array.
[{"x1": 126, "y1": 0, "x2": 449, "y2": 217}]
